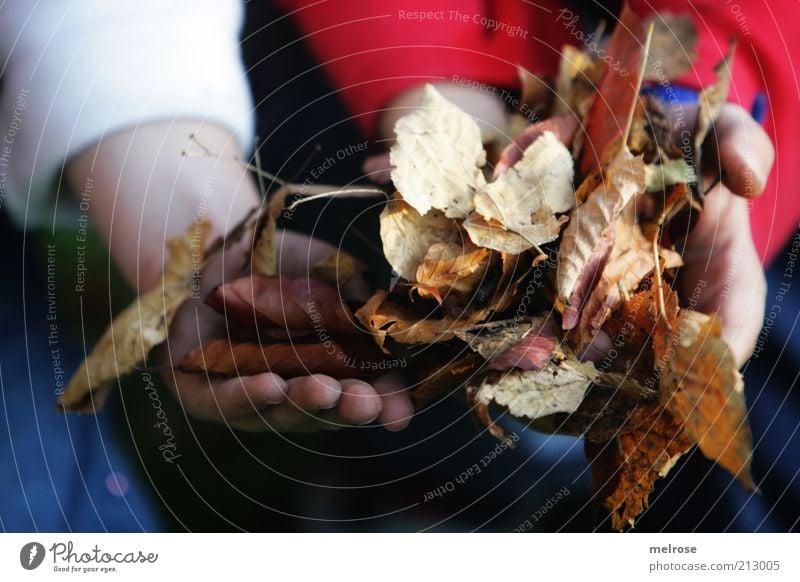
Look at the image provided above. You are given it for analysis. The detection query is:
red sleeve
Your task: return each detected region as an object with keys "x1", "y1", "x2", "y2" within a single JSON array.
[
  {"x1": 632, "y1": 0, "x2": 800, "y2": 264},
  {"x1": 278, "y1": 0, "x2": 572, "y2": 137},
  {"x1": 281, "y1": 0, "x2": 799, "y2": 265}
]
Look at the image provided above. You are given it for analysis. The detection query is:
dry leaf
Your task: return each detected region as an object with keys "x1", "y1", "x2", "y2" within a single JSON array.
[
  {"x1": 654, "y1": 310, "x2": 755, "y2": 489},
  {"x1": 557, "y1": 151, "x2": 646, "y2": 328},
  {"x1": 695, "y1": 41, "x2": 736, "y2": 164},
  {"x1": 379, "y1": 193, "x2": 460, "y2": 281},
  {"x1": 645, "y1": 159, "x2": 697, "y2": 192},
  {"x1": 59, "y1": 222, "x2": 211, "y2": 413},
  {"x1": 179, "y1": 339, "x2": 379, "y2": 379},
  {"x1": 414, "y1": 241, "x2": 493, "y2": 301},
  {"x1": 207, "y1": 275, "x2": 359, "y2": 336},
  {"x1": 553, "y1": 44, "x2": 603, "y2": 118},
  {"x1": 454, "y1": 316, "x2": 556, "y2": 369},
  {"x1": 476, "y1": 357, "x2": 597, "y2": 422},
  {"x1": 390, "y1": 84, "x2": 486, "y2": 218},
  {"x1": 575, "y1": 200, "x2": 682, "y2": 346},
  {"x1": 590, "y1": 408, "x2": 694, "y2": 530},
  {"x1": 464, "y1": 213, "x2": 568, "y2": 255},
  {"x1": 579, "y1": 4, "x2": 651, "y2": 175},
  {"x1": 471, "y1": 131, "x2": 574, "y2": 251},
  {"x1": 494, "y1": 116, "x2": 578, "y2": 176},
  {"x1": 355, "y1": 291, "x2": 461, "y2": 351}
]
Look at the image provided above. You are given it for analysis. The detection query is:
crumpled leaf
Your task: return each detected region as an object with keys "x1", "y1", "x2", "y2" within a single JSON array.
[
  {"x1": 574, "y1": 200, "x2": 682, "y2": 346},
  {"x1": 469, "y1": 131, "x2": 575, "y2": 252},
  {"x1": 557, "y1": 151, "x2": 646, "y2": 328},
  {"x1": 379, "y1": 192, "x2": 460, "y2": 281},
  {"x1": 59, "y1": 222, "x2": 211, "y2": 413},
  {"x1": 493, "y1": 116, "x2": 578, "y2": 176},
  {"x1": 455, "y1": 316, "x2": 558, "y2": 370},
  {"x1": 476, "y1": 357, "x2": 597, "y2": 422},
  {"x1": 589, "y1": 408, "x2": 694, "y2": 530},
  {"x1": 464, "y1": 213, "x2": 568, "y2": 255},
  {"x1": 414, "y1": 241, "x2": 493, "y2": 301},
  {"x1": 390, "y1": 84, "x2": 486, "y2": 218},
  {"x1": 579, "y1": 4, "x2": 652, "y2": 175},
  {"x1": 654, "y1": 310, "x2": 755, "y2": 489},
  {"x1": 179, "y1": 339, "x2": 380, "y2": 379},
  {"x1": 355, "y1": 290, "x2": 461, "y2": 351}
]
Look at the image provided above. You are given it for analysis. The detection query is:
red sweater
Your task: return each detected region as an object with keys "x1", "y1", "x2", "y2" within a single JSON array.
[{"x1": 280, "y1": 0, "x2": 798, "y2": 265}]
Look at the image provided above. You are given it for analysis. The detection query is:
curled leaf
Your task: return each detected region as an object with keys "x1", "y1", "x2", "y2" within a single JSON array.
[
  {"x1": 558, "y1": 151, "x2": 646, "y2": 327},
  {"x1": 380, "y1": 193, "x2": 460, "y2": 281},
  {"x1": 654, "y1": 310, "x2": 755, "y2": 489},
  {"x1": 59, "y1": 222, "x2": 211, "y2": 413}
]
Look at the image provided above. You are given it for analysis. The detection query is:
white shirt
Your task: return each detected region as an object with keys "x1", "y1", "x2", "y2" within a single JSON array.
[{"x1": 0, "y1": 0, "x2": 254, "y2": 228}]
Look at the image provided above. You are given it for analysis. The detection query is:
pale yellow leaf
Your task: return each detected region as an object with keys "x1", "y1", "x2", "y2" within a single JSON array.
[{"x1": 390, "y1": 84, "x2": 486, "y2": 218}]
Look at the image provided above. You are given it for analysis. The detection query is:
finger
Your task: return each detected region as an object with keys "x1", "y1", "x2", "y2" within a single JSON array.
[
  {"x1": 170, "y1": 371, "x2": 288, "y2": 422},
  {"x1": 707, "y1": 103, "x2": 774, "y2": 197},
  {"x1": 285, "y1": 374, "x2": 342, "y2": 411},
  {"x1": 372, "y1": 374, "x2": 413, "y2": 431},
  {"x1": 362, "y1": 154, "x2": 392, "y2": 184},
  {"x1": 336, "y1": 379, "x2": 383, "y2": 425}
]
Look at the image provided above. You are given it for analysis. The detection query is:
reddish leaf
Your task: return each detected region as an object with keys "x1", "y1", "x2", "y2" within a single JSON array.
[
  {"x1": 179, "y1": 339, "x2": 381, "y2": 379},
  {"x1": 207, "y1": 275, "x2": 360, "y2": 336}
]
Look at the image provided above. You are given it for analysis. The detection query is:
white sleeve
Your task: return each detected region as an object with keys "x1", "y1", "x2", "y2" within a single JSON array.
[{"x1": 0, "y1": 0, "x2": 254, "y2": 229}]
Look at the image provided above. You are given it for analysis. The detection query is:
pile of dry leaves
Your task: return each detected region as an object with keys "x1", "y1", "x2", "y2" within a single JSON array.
[{"x1": 61, "y1": 5, "x2": 753, "y2": 530}]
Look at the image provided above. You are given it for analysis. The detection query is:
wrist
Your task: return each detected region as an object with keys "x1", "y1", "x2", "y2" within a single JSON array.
[{"x1": 67, "y1": 120, "x2": 260, "y2": 292}]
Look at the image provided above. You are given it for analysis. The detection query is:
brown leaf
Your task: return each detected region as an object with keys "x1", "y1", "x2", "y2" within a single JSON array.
[
  {"x1": 355, "y1": 290, "x2": 461, "y2": 351},
  {"x1": 470, "y1": 131, "x2": 574, "y2": 252},
  {"x1": 380, "y1": 192, "x2": 461, "y2": 281},
  {"x1": 179, "y1": 339, "x2": 379, "y2": 379},
  {"x1": 454, "y1": 316, "x2": 557, "y2": 370},
  {"x1": 574, "y1": 200, "x2": 682, "y2": 348},
  {"x1": 557, "y1": 151, "x2": 646, "y2": 328},
  {"x1": 476, "y1": 358, "x2": 597, "y2": 423},
  {"x1": 589, "y1": 408, "x2": 694, "y2": 530},
  {"x1": 654, "y1": 310, "x2": 755, "y2": 489},
  {"x1": 553, "y1": 44, "x2": 604, "y2": 118},
  {"x1": 694, "y1": 41, "x2": 736, "y2": 166},
  {"x1": 493, "y1": 116, "x2": 578, "y2": 176},
  {"x1": 207, "y1": 275, "x2": 359, "y2": 336},
  {"x1": 414, "y1": 241, "x2": 493, "y2": 301},
  {"x1": 412, "y1": 352, "x2": 484, "y2": 409},
  {"x1": 579, "y1": 4, "x2": 652, "y2": 176},
  {"x1": 464, "y1": 213, "x2": 568, "y2": 256},
  {"x1": 59, "y1": 222, "x2": 211, "y2": 413}
]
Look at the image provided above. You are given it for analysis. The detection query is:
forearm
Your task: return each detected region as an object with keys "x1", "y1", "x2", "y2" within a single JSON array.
[{"x1": 67, "y1": 120, "x2": 260, "y2": 292}]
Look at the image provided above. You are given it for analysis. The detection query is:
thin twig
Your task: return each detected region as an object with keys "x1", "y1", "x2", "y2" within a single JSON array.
[{"x1": 652, "y1": 235, "x2": 671, "y2": 330}]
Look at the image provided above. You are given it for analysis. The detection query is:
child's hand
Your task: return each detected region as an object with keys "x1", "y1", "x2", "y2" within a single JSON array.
[
  {"x1": 160, "y1": 230, "x2": 413, "y2": 433},
  {"x1": 67, "y1": 121, "x2": 412, "y2": 433},
  {"x1": 675, "y1": 103, "x2": 774, "y2": 365}
]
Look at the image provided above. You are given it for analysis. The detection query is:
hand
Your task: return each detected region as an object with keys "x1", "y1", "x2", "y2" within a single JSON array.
[
  {"x1": 159, "y1": 229, "x2": 414, "y2": 433},
  {"x1": 675, "y1": 103, "x2": 774, "y2": 365}
]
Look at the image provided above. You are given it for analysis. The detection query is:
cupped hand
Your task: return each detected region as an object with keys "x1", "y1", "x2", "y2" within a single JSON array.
[
  {"x1": 159, "y1": 229, "x2": 413, "y2": 433},
  {"x1": 675, "y1": 103, "x2": 774, "y2": 365}
]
